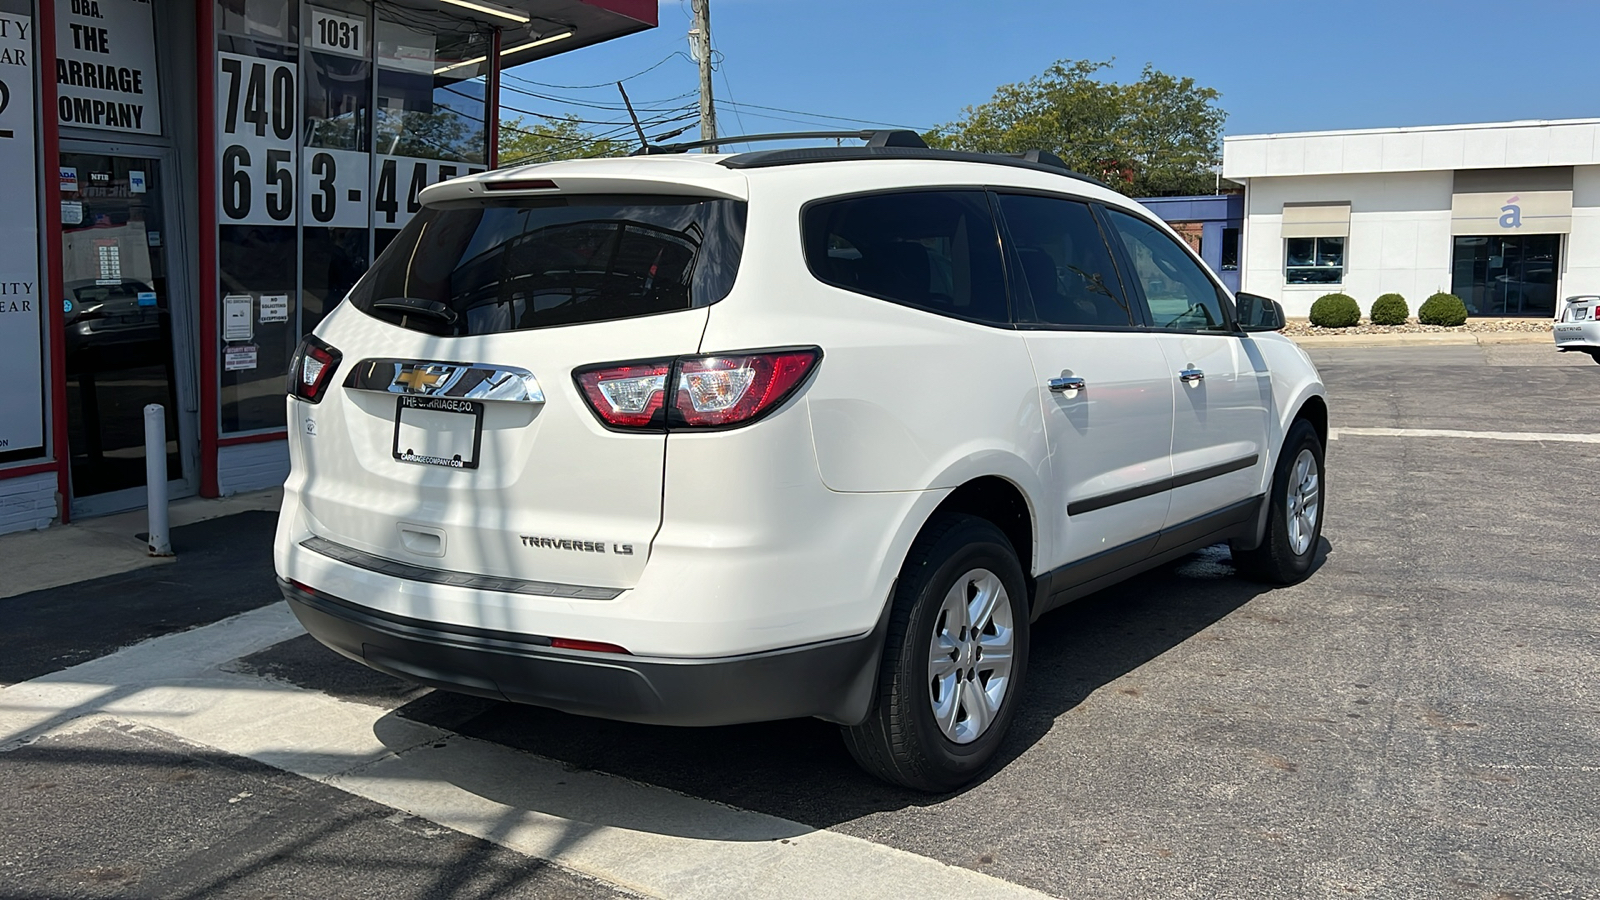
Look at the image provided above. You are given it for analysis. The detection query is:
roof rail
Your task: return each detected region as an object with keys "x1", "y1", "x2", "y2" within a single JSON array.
[
  {"x1": 632, "y1": 129, "x2": 927, "y2": 156},
  {"x1": 716, "y1": 145, "x2": 1112, "y2": 190},
  {"x1": 1001, "y1": 149, "x2": 1072, "y2": 171}
]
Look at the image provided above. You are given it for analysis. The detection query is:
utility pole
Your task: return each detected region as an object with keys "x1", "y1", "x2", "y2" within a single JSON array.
[{"x1": 690, "y1": 0, "x2": 716, "y2": 147}]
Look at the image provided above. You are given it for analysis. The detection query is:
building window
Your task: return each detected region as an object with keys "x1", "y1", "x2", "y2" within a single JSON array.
[
  {"x1": 1220, "y1": 227, "x2": 1239, "y2": 271},
  {"x1": 1285, "y1": 236, "x2": 1344, "y2": 284}
]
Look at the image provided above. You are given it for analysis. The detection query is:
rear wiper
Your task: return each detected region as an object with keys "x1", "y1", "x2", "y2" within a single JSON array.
[{"x1": 372, "y1": 296, "x2": 458, "y2": 325}]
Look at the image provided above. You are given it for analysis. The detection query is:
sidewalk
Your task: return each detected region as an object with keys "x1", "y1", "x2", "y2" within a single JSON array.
[
  {"x1": 1, "y1": 489, "x2": 281, "y2": 600},
  {"x1": 1283, "y1": 329, "x2": 1549, "y2": 349}
]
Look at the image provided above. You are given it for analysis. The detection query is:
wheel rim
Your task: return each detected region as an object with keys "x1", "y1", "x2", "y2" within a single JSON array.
[
  {"x1": 1285, "y1": 448, "x2": 1321, "y2": 556},
  {"x1": 928, "y1": 568, "x2": 1015, "y2": 745}
]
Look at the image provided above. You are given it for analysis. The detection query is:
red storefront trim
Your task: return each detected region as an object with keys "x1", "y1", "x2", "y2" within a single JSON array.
[
  {"x1": 0, "y1": 462, "x2": 60, "y2": 481},
  {"x1": 38, "y1": 0, "x2": 69, "y2": 521},
  {"x1": 218, "y1": 431, "x2": 286, "y2": 448},
  {"x1": 197, "y1": 0, "x2": 220, "y2": 497}
]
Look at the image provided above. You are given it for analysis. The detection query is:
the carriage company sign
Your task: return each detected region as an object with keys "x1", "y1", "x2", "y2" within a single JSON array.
[
  {"x1": 54, "y1": 0, "x2": 160, "y2": 134},
  {"x1": 0, "y1": 10, "x2": 42, "y2": 456}
]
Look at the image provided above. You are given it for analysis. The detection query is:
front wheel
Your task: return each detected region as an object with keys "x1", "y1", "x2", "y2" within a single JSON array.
[
  {"x1": 1231, "y1": 419, "x2": 1325, "y2": 584},
  {"x1": 842, "y1": 514, "x2": 1030, "y2": 792}
]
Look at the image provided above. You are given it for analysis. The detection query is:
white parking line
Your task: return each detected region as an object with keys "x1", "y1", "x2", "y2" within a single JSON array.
[
  {"x1": 1330, "y1": 426, "x2": 1600, "y2": 444},
  {"x1": 0, "y1": 603, "x2": 1049, "y2": 900}
]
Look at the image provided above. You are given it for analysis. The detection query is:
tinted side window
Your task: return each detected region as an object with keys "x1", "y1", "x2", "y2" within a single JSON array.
[
  {"x1": 996, "y1": 194, "x2": 1134, "y2": 326},
  {"x1": 804, "y1": 191, "x2": 1008, "y2": 324},
  {"x1": 1105, "y1": 209, "x2": 1232, "y2": 333}
]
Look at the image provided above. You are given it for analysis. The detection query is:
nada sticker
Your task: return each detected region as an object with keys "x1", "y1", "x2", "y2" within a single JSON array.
[
  {"x1": 60, "y1": 167, "x2": 78, "y2": 191},
  {"x1": 129, "y1": 170, "x2": 147, "y2": 193}
]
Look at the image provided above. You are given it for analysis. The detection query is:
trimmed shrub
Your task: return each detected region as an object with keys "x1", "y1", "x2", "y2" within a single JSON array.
[
  {"x1": 1309, "y1": 293, "x2": 1361, "y2": 328},
  {"x1": 1369, "y1": 293, "x2": 1409, "y2": 326},
  {"x1": 1418, "y1": 292, "x2": 1469, "y2": 327}
]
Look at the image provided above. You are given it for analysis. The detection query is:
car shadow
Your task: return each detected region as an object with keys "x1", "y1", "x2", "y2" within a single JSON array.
[{"x1": 387, "y1": 538, "x2": 1332, "y2": 834}]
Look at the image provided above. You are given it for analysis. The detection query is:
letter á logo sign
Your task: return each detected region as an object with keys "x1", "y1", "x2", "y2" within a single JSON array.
[{"x1": 1499, "y1": 195, "x2": 1522, "y2": 229}]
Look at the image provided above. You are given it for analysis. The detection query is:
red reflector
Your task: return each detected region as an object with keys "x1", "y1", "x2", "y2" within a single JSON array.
[
  {"x1": 672, "y1": 349, "x2": 821, "y2": 428},
  {"x1": 550, "y1": 638, "x2": 631, "y2": 654},
  {"x1": 484, "y1": 178, "x2": 558, "y2": 191},
  {"x1": 574, "y1": 361, "x2": 671, "y2": 430},
  {"x1": 289, "y1": 580, "x2": 314, "y2": 594}
]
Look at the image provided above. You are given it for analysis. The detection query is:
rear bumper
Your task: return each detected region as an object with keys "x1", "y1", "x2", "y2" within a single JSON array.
[
  {"x1": 1553, "y1": 321, "x2": 1600, "y2": 349},
  {"x1": 280, "y1": 579, "x2": 887, "y2": 727}
]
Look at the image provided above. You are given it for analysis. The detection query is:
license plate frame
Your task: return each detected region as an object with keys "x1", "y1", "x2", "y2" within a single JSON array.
[{"x1": 391, "y1": 396, "x2": 484, "y2": 470}]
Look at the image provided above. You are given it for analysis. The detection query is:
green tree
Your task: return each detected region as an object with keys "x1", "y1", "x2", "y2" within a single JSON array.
[
  {"x1": 925, "y1": 59, "x2": 1226, "y2": 197},
  {"x1": 498, "y1": 116, "x2": 629, "y2": 165}
]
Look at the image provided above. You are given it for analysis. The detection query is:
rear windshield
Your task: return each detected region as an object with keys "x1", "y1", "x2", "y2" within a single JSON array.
[{"x1": 347, "y1": 195, "x2": 746, "y2": 336}]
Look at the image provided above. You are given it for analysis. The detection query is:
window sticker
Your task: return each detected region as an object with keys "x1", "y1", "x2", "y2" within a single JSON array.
[
  {"x1": 258, "y1": 292, "x2": 288, "y2": 323},
  {"x1": 223, "y1": 293, "x2": 254, "y2": 341},
  {"x1": 224, "y1": 344, "x2": 258, "y2": 371}
]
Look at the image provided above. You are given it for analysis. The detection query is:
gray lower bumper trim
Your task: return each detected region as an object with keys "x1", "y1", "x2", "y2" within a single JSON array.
[{"x1": 300, "y1": 536, "x2": 623, "y2": 600}]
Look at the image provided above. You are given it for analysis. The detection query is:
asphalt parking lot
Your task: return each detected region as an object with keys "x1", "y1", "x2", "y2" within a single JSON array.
[{"x1": 2, "y1": 343, "x2": 1596, "y2": 900}]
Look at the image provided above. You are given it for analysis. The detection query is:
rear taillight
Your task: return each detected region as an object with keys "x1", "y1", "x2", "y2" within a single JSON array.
[
  {"x1": 574, "y1": 361, "x2": 672, "y2": 429},
  {"x1": 670, "y1": 349, "x2": 821, "y2": 428},
  {"x1": 287, "y1": 335, "x2": 342, "y2": 403},
  {"x1": 573, "y1": 347, "x2": 821, "y2": 432}
]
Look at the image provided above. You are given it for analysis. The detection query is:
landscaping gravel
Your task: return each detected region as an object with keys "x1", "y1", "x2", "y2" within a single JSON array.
[{"x1": 1280, "y1": 317, "x2": 1551, "y2": 336}]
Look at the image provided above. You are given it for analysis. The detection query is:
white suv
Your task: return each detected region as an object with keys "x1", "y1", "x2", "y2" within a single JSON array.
[{"x1": 275, "y1": 134, "x2": 1327, "y2": 791}]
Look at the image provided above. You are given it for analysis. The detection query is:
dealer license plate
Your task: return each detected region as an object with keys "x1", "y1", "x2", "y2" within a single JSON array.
[{"x1": 392, "y1": 396, "x2": 484, "y2": 469}]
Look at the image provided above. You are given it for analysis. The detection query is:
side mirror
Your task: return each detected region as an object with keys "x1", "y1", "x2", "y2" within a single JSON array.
[{"x1": 1235, "y1": 292, "x2": 1285, "y2": 332}]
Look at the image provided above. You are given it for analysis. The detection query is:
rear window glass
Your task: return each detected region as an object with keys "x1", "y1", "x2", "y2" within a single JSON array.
[
  {"x1": 803, "y1": 190, "x2": 1009, "y2": 324},
  {"x1": 347, "y1": 195, "x2": 746, "y2": 335}
]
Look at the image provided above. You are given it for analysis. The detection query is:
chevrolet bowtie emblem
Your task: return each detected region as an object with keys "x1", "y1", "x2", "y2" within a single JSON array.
[{"x1": 395, "y1": 366, "x2": 446, "y2": 392}]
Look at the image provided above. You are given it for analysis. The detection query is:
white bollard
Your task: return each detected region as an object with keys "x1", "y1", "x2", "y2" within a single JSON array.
[{"x1": 144, "y1": 404, "x2": 174, "y2": 557}]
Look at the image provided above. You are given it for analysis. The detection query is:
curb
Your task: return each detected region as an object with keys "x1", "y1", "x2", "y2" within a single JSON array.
[{"x1": 1285, "y1": 331, "x2": 1550, "y2": 349}]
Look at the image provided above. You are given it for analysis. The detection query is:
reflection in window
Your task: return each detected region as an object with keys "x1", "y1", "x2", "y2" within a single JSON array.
[
  {"x1": 374, "y1": 16, "x2": 488, "y2": 164},
  {"x1": 1106, "y1": 209, "x2": 1231, "y2": 332},
  {"x1": 1285, "y1": 236, "x2": 1344, "y2": 284}
]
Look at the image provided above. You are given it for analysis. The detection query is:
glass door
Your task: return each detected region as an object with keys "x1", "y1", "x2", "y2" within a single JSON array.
[{"x1": 59, "y1": 152, "x2": 190, "y2": 509}]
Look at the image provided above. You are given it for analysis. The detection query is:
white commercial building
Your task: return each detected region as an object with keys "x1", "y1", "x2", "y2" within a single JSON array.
[{"x1": 1222, "y1": 118, "x2": 1600, "y2": 319}]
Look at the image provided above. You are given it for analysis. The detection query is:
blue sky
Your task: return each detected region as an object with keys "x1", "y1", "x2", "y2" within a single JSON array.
[{"x1": 500, "y1": 0, "x2": 1598, "y2": 147}]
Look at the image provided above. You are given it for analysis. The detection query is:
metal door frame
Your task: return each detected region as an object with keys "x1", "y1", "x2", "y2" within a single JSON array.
[{"x1": 59, "y1": 140, "x2": 200, "y2": 518}]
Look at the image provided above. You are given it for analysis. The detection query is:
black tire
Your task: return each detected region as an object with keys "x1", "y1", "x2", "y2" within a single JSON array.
[
  {"x1": 1588, "y1": 350, "x2": 1600, "y2": 365},
  {"x1": 842, "y1": 513, "x2": 1030, "y2": 792},
  {"x1": 1231, "y1": 418, "x2": 1325, "y2": 584}
]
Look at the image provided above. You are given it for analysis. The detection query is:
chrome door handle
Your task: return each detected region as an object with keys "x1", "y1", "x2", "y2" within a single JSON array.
[
  {"x1": 1178, "y1": 368, "x2": 1205, "y2": 384},
  {"x1": 1048, "y1": 376, "x2": 1087, "y2": 393}
]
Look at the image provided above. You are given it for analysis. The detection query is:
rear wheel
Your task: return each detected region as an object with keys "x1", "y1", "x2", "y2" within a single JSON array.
[
  {"x1": 1231, "y1": 418, "x2": 1324, "y2": 584},
  {"x1": 843, "y1": 514, "x2": 1030, "y2": 792}
]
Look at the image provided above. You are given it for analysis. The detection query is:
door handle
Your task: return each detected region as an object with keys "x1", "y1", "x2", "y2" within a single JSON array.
[
  {"x1": 1178, "y1": 368, "x2": 1205, "y2": 384},
  {"x1": 1048, "y1": 376, "x2": 1087, "y2": 393}
]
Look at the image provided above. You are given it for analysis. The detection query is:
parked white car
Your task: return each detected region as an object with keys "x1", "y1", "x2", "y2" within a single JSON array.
[
  {"x1": 1554, "y1": 295, "x2": 1600, "y2": 362},
  {"x1": 276, "y1": 133, "x2": 1328, "y2": 790}
]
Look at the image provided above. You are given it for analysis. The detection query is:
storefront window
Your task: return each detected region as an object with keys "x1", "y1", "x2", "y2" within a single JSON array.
[
  {"x1": 1285, "y1": 236, "x2": 1344, "y2": 284},
  {"x1": 214, "y1": 0, "x2": 491, "y2": 434},
  {"x1": 374, "y1": 14, "x2": 489, "y2": 255},
  {"x1": 216, "y1": 10, "x2": 299, "y2": 433},
  {"x1": 1451, "y1": 234, "x2": 1560, "y2": 318}
]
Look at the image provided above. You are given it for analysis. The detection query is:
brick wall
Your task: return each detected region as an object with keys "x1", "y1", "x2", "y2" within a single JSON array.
[{"x1": 0, "y1": 473, "x2": 58, "y2": 536}]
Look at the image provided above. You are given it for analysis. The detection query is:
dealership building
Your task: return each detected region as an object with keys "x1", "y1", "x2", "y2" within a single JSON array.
[
  {"x1": 0, "y1": 0, "x2": 654, "y2": 536},
  {"x1": 1222, "y1": 118, "x2": 1600, "y2": 319}
]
